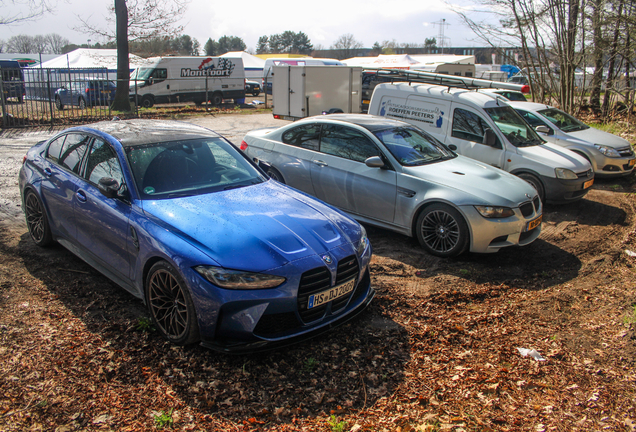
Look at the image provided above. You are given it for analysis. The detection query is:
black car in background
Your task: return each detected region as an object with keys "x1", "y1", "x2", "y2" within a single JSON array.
[{"x1": 245, "y1": 80, "x2": 261, "y2": 96}]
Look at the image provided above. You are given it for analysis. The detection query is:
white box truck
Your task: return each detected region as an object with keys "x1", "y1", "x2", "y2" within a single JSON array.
[
  {"x1": 272, "y1": 65, "x2": 363, "y2": 121},
  {"x1": 367, "y1": 71, "x2": 594, "y2": 204},
  {"x1": 129, "y1": 56, "x2": 245, "y2": 108}
]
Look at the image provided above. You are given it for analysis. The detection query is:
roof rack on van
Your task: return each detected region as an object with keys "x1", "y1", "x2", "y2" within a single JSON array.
[{"x1": 362, "y1": 68, "x2": 530, "y2": 93}]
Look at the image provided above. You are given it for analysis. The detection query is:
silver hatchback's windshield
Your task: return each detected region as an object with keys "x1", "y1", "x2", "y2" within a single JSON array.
[
  {"x1": 538, "y1": 107, "x2": 590, "y2": 132},
  {"x1": 126, "y1": 137, "x2": 266, "y2": 199},
  {"x1": 373, "y1": 127, "x2": 455, "y2": 166},
  {"x1": 485, "y1": 106, "x2": 544, "y2": 147}
]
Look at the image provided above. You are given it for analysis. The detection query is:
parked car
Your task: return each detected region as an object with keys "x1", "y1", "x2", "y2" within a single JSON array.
[
  {"x1": 0, "y1": 59, "x2": 25, "y2": 103},
  {"x1": 245, "y1": 80, "x2": 261, "y2": 96},
  {"x1": 241, "y1": 114, "x2": 543, "y2": 258},
  {"x1": 478, "y1": 89, "x2": 528, "y2": 102},
  {"x1": 18, "y1": 119, "x2": 374, "y2": 352},
  {"x1": 54, "y1": 78, "x2": 117, "y2": 110},
  {"x1": 509, "y1": 101, "x2": 636, "y2": 177}
]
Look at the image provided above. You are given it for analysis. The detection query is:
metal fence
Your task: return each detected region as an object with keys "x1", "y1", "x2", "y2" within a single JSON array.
[{"x1": 1, "y1": 66, "x2": 123, "y2": 129}]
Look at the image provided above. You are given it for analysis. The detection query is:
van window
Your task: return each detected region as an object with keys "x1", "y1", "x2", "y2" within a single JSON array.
[
  {"x1": 485, "y1": 106, "x2": 543, "y2": 147},
  {"x1": 282, "y1": 124, "x2": 320, "y2": 151},
  {"x1": 451, "y1": 108, "x2": 501, "y2": 148},
  {"x1": 320, "y1": 125, "x2": 381, "y2": 162}
]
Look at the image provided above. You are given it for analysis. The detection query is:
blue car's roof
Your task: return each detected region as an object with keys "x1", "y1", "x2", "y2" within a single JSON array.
[{"x1": 78, "y1": 119, "x2": 219, "y2": 147}]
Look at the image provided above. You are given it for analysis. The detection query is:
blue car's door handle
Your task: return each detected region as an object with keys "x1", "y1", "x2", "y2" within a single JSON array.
[
  {"x1": 76, "y1": 190, "x2": 87, "y2": 202},
  {"x1": 313, "y1": 160, "x2": 327, "y2": 167},
  {"x1": 44, "y1": 168, "x2": 52, "y2": 176}
]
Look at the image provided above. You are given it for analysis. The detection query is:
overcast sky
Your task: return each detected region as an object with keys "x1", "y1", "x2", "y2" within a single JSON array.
[{"x1": 0, "y1": 0, "x2": 492, "y2": 52}]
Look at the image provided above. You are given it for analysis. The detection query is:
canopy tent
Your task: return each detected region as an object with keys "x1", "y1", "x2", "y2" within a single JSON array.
[
  {"x1": 342, "y1": 54, "x2": 420, "y2": 70},
  {"x1": 220, "y1": 51, "x2": 265, "y2": 78},
  {"x1": 24, "y1": 49, "x2": 144, "y2": 101}
]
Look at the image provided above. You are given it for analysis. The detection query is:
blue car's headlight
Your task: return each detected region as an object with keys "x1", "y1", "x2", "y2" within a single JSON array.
[
  {"x1": 194, "y1": 266, "x2": 286, "y2": 289},
  {"x1": 475, "y1": 206, "x2": 515, "y2": 218},
  {"x1": 357, "y1": 225, "x2": 369, "y2": 255},
  {"x1": 594, "y1": 144, "x2": 621, "y2": 158}
]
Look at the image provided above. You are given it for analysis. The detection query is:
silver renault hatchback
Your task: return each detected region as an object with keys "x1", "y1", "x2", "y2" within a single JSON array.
[{"x1": 241, "y1": 114, "x2": 542, "y2": 257}]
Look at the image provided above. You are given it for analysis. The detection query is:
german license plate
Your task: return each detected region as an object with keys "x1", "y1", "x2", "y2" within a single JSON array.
[
  {"x1": 629, "y1": 158, "x2": 636, "y2": 167},
  {"x1": 583, "y1": 179, "x2": 594, "y2": 189},
  {"x1": 308, "y1": 278, "x2": 356, "y2": 309},
  {"x1": 526, "y1": 215, "x2": 542, "y2": 231}
]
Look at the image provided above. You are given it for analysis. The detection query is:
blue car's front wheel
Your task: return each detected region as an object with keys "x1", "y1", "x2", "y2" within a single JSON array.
[{"x1": 146, "y1": 261, "x2": 200, "y2": 345}]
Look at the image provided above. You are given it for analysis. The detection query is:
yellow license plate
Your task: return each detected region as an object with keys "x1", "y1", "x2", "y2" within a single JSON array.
[
  {"x1": 629, "y1": 158, "x2": 636, "y2": 167},
  {"x1": 583, "y1": 179, "x2": 594, "y2": 189},
  {"x1": 308, "y1": 278, "x2": 356, "y2": 309},
  {"x1": 526, "y1": 215, "x2": 542, "y2": 231}
]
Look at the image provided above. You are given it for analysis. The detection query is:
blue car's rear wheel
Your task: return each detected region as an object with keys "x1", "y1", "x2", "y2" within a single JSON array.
[
  {"x1": 146, "y1": 261, "x2": 199, "y2": 345},
  {"x1": 416, "y1": 203, "x2": 469, "y2": 257},
  {"x1": 24, "y1": 190, "x2": 53, "y2": 247}
]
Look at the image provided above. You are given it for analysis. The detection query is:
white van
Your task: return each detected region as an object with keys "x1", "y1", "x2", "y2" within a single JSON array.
[
  {"x1": 129, "y1": 56, "x2": 245, "y2": 108},
  {"x1": 261, "y1": 57, "x2": 344, "y2": 94},
  {"x1": 368, "y1": 82, "x2": 594, "y2": 204}
]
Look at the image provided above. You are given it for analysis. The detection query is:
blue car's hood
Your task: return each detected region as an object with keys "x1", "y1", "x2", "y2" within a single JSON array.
[
  {"x1": 141, "y1": 181, "x2": 356, "y2": 272},
  {"x1": 403, "y1": 155, "x2": 537, "y2": 206}
]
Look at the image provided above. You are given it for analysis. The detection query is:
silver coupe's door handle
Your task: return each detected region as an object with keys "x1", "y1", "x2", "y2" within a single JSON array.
[{"x1": 313, "y1": 160, "x2": 327, "y2": 167}]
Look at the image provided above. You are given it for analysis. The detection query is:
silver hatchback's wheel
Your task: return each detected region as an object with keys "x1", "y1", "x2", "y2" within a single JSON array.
[
  {"x1": 416, "y1": 203, "x2": 469, "y2": 257},
  {"x1": 24, "y1": 190, "x2": 53, "y2": 246},
  {"x1": 146, "y1": 261, "x2": 199, "y2": 345}
]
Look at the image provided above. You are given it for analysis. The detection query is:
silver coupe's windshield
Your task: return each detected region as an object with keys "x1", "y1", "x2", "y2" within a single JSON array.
[
  {"x1": 538, "y1": 108, "x2": 590, "y2": 132},
  {"x1": 126, "y1": 137, "x2": 266, "y2": 199},
  {"x1": 485, "y1": 106, "x2": 544, "y2": 147},
  {"x1": 374, "y1": 126, "x2": 455, "y2": 166}
]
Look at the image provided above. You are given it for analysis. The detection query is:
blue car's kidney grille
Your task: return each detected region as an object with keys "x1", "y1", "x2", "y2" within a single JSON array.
[
  {"x1": 297, "y1": 266, "x2": 331, "y2": 322},
  {"x1": 533, "y1": 196, "x2": 541, "y2": 211},
  {"x1": 297, "y1": 255, "x2": 360, "y2": 321},
  {"x1": 331, "y1": 256, "x2": 359, "y2": 312}
]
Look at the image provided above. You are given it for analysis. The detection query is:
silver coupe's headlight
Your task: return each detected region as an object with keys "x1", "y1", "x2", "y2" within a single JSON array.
[
  {"x1": 474, "y1": 206, "x2": 515, "y2": 218},
  {"x1": 594, "y1": 144, "x2": 621, "y2": 158},
  {"x1": 555, "y1": 168, "x2": 578, "y2": 179},
  {"x1": 194, "y1": 266, "x2": 285, "y2": 289},
  {"x1": 357, "y1": 225, "x2": 369, "y2": 255}
]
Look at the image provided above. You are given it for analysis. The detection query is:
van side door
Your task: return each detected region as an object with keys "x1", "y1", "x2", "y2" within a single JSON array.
[{"x1": 446, "y1": 105, "x2": 507, "y2": 170}]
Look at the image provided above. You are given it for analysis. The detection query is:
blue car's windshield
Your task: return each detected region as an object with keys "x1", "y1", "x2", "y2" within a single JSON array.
[
  {"x1": 126, "y1": 137, "x2": 266, "y2": 199},
  {"x1": 373, "y1": 126, "x2": 455, "y2": 166}
]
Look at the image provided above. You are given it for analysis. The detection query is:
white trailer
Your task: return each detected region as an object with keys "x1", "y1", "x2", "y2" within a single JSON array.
[{"x1": 272, "y1": 65, "x2": 363, "y2": 121}]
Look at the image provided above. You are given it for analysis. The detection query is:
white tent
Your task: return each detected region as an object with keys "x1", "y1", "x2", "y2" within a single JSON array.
[
  {"x1": 24, "y1": 49, "x2": 144, "y2": 101},
  {"x1": 34, "y1": 48, "x2": 144, "y2": 74},
  {"x1": 342, "y1": 54, "x2": 420, "y2": 69},
  {"x1": 220, "y1": 51, "x2": 265, "y2": 79}
]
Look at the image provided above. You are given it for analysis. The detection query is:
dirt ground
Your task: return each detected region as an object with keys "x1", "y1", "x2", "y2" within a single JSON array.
[{"x1": 0, "y1": 112, "x2": 635, "y2": 431}]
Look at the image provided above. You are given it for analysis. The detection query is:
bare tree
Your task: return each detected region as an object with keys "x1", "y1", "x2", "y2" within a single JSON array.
[
  {"x1": 32, "y1": 35, "x2": 48, "y2": 53},
  {"x1": 452, "y1": 0, "x2": 585, "y2": 111},
  {"x1": 76, "y1": 0, "x2": 189, "y2": 111},
  {"x1": 0, "y1": 0, "x2": 55, "y2": 25},
  {"x1": 46, "y1": 33, "x2": 69, "y2": 54},
  {"x1": 7, "y1": 34, "x2": 35, "y2": 52},
  {"x1": 331, "y1": 33, "x2": 364, "y2": 59}
]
